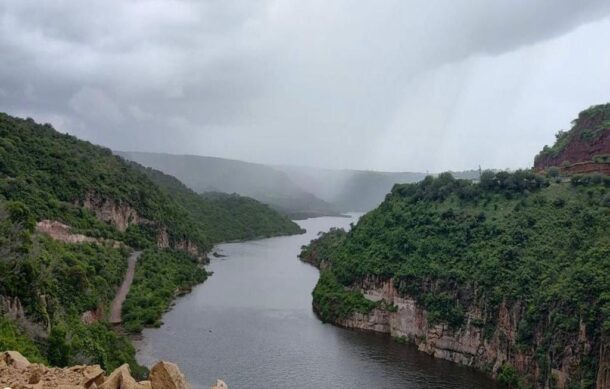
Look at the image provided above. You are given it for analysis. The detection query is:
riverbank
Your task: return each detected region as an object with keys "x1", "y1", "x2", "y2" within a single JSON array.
[{"x1": 134, "y1": 215, "x2": 497, "y2": 388}]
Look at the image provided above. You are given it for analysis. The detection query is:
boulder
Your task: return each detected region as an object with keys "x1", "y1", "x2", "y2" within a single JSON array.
[
  {"x1": 211, "y1": 379, "x2": 228, "y2": 389},
  {"x1": 150, "y1": 361, "x2": 189, "y2": 389},
  {"x1": 83, "y1": 365, "x2": 106, "y2": 387},
  {"x1": 3, "y1": 350, "x2": 31, "y2": 369},
  {"x1": 99, "y1": 364, "x2": 131, "y2": 389}
]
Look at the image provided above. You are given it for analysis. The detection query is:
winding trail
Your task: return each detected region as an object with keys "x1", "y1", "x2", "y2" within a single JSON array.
[{"x1": 110, "y1": 251, "x2": 141, "y2": 324}]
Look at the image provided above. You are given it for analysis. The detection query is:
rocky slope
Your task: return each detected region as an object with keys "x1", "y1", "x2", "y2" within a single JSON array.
[
  {"x1": 0, "y1": 350, "x2": 228, "y2": 389},
  {"x1": 534, "y1": 103, "x2": 610, "y2": 175}
]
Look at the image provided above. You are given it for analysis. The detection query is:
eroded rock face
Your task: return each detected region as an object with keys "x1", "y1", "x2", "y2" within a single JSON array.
[
  {"x1": 534, "y1": 104, "x2": 610, "y2": 175},
  {"x1": 36, "y1": 220, "x2": 98, "y2": 244},
  {"x1": 81, "y1": 191, "x2": 140, "y2": 232},
  {"x1": 174, "y1": 240, "x2": 200, "y2": 258},
  {"x1": 333, "y1": 277, "x2": 599, "y2": 389},
  {"x1": 598, "y1": 343, "x2": 610, "y2": 389},
  {"x1": 0, "y1": 295, "x2": 25, "y2": 320},
  {"x1": 156, "y1": 228, "x2": 170, "y2": 249},
  {"x1": 36, "y1": 220, "x2": 124, "y2": 248}
]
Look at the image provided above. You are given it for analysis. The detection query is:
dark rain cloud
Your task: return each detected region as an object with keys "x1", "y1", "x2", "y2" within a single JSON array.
[{"x1": 1, "y1": 0, "x2": 610, "y2": 171}]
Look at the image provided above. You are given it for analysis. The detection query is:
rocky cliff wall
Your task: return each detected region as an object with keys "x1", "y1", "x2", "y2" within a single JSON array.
[
  {"x1": 69, "y1": 191, "x2": 206, "y2": 259},
  {"x1": 156, "y1": 227, "x2": 207, "y2": 263},
  {"x1": 329, "y1": 277, "x2": 604, "y2": 389},
  {"x1": 534, "y1": 104, "x2": 610, "y2": 175},
  {"x1": 81, "y1": 191, "x2": 140, "y2": 232}
]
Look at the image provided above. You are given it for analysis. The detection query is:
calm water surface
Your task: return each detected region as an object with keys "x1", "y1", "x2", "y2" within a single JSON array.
[{"x1": 136, "y1": 215, "x2": 497, "y2": 389}]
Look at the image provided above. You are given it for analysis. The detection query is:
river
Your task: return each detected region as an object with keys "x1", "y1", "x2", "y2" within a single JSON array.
[{"x1": 135, "y1": 214, "x2": 497, "y2": 388}]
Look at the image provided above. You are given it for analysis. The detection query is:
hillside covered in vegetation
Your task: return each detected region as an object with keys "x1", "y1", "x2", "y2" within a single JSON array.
[
  {"x1": 133, "y1": 164, "x2": 303, "y2": 243},
  {"x1": 535, "y1": 103, "x2": 610, "y2": 176},
  {"x1": 301, "y1": 170, "x2": 610, "y2": 388},
  {"x1": 0, "y1": 113, "x2": 303, "y2": 377},
  {"x1": 117, "y1": 151, "x2": 340, "y2": 218}
]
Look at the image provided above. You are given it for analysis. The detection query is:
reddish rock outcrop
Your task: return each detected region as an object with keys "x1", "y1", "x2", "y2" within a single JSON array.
[{"x1": 534, "y1": 104, "x2": 610, "y2": 175}]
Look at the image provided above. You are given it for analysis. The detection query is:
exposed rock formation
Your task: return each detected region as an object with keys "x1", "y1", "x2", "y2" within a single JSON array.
[
  {"x1": 599, "y1": 343, "x2": 610, "y2": 389},
  {"x1": 0, "y1": 295, "x2": 25, "y2": 320},
  {"x1": 156, "y1": 228, "x2": 170, "y2": 249},
  {"x1": 156, "y1": 228, "x2": 207, "y2": 262},
  {"x1": 81, "y1": 191, "x2": 140, "y2": 232},
  {"x1": 174, "y1": 240, "x2": 201, "y2": 258},
  {"x1": 38, "y1": 217, "x2": 205, "y2": 263},
  {"x1": 36, "y1": 220, "x2": 98, "y2": 244},
  {"x1": 80, "y1": 305, "x2": 104, "y2": 325},
  {"x1": 329, "y1": 277, "x2": 603, "y2": 389},
  {"x1": 0, "y1": 351, "x2": 228, "y2": 389},
  {"x1": 149, "y1": 362, "x2": 188, "y2": 389},
  {"x1": 210, "y1": 380, "x2": 227, "y2": 389},
  {"x1": 36, "y1": 220, "x2": 123, "y2": 248},
  {"x1": 534, "y1": 103, "x2": 610, "y2": 175}
]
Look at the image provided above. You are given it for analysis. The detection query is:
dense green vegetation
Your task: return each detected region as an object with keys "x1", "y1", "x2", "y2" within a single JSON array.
[
  {"x1": 0, "y1": 113, "x2": 303, "y2": 375},
  {"x1": 0, "y1": 196, "x2": 145, "y2": 374},
  {"x1": 122, "y1": 249, "x2": 207, "y2": 333},
  {"x1": 299, "y1": 227, "x2": 348, "y2": 268},
  {"x1": 312, "y1": 270, "x2": 377, "y2": 322},
  {"x1": 132, "y1": 164, "x2": 304, "y2": 243},
  {"x1": 303, "y1": 171, "x2": 610, "y2": 386},
  {"x1": 0, "y1": 317, "x2": 46, "y2": 364},
  {"x1": 0, "y1": 113, "x2": 210, "y2": 249}
]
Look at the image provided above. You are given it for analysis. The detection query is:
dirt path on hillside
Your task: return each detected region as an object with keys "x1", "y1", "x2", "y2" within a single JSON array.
[{"x1": 109, "y1": 251, "x2": 141, "y2": 324}]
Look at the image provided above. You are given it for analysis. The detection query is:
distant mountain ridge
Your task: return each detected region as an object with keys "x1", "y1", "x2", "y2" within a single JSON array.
[
  {"x1": 118, "y1": 151, "x2": 481, "y2": 215},
  {"x1": 116, "y1": 151, "x2": 340, "y2": 219}
]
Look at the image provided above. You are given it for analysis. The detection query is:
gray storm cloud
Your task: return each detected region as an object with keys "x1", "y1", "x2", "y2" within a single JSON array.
[{"x1": 1, "y1": 0, "x2": 610, "y2": 171}]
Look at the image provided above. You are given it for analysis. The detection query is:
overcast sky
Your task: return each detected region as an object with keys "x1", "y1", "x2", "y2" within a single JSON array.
[{"x1": 1, "y1": 1, "x2": 610, "y2": 172}]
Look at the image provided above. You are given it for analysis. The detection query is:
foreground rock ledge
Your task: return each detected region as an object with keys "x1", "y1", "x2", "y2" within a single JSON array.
[{"x1": 0, "y1": 351, "x2": 227, "y2": 389}]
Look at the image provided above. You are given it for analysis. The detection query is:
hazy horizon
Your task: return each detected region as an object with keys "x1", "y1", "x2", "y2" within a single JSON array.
[{"x1": 2, "y1": 1, "x2": 610, "y2": 172}]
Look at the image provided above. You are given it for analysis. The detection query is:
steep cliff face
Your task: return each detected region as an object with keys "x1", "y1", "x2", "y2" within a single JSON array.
[
  {"x1": 155, "y1": 227, "x2": 207, "y2": 262},
  {"x1": 81, "y1": 191, "x2": 141, "y2": 232},
  {"x1": 534, "y1": 104, "x2": 610, "y2": 175},
  {"x1": 331, "y1": 277, "x2": 602, "y2": 389},
  {"x1": 78, "y1": 192, "x2": 207, "y2": 259}
]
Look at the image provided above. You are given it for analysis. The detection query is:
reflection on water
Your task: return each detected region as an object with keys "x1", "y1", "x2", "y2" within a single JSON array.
[{"x1": 136, "y1": 214, "x2": 497, "y2": 389}]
